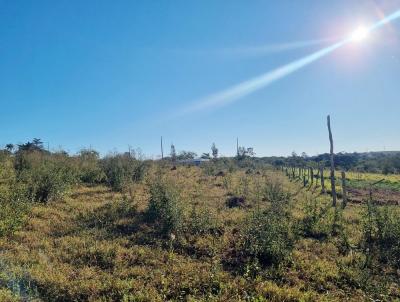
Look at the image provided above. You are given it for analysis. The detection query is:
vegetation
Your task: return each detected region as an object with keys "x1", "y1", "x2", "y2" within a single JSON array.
[
  {"x1": 266, "y1": 151, "x2": 400, "y2": 174},
  {"x1": 0, "y1": 140, "x2": 399, "y2": 301}
]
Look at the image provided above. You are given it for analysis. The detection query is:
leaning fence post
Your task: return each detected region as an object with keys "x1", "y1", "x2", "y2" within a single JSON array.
[
  {"x1": 341, "y1": 171, "x2": 347, "y2": 209},
  {"x1": 327, "y1": 115, "x2": 337, "y2": 207}
]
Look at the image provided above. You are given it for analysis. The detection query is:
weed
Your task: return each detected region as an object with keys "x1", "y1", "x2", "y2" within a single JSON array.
[
  {"x1": 239, "y1": 202, "x2": 294, "y2": 269},
  {"x1": 145, "y1": 181, "x2": 184, "y2": 238}
]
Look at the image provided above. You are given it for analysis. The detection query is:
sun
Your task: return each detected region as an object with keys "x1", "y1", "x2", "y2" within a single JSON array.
[{"x1": 350, "y1": 26, "x2": 370, "y2": 42}]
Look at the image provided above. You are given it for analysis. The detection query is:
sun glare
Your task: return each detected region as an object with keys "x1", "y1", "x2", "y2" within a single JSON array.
[{"x1": 350, "y1": 26, "x2": 370, "y2": 42}]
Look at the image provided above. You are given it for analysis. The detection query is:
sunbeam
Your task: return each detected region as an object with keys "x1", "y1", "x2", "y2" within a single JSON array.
[
  {"x1": 178, "y1": 9, "x2": 400, "y2": 116},
  {"x1": 215, "y1": 38, "x2": 336, "y2": 57}
]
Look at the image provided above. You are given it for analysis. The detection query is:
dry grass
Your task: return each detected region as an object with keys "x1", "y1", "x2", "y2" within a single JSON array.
[{"x1": 0, "y1": 165, "x2": 399, "y2": 301}]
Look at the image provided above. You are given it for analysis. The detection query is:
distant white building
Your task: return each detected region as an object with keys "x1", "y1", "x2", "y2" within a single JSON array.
[{"x1": 178, "y1": 158, "x2": 210, "y2": 166}]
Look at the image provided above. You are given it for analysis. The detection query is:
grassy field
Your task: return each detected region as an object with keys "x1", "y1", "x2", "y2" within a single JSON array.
[
  {"x1": 288, "y1": 167, "x2": 400, "y2": 205},
  {"x1": 0, "y1": 164, "x2": 399, "y2": 301}
]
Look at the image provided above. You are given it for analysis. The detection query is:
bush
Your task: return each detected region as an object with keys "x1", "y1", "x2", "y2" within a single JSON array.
[
  {"x1": 101, "y1": 154, "x2": 146, "y2": 191},
  {"x1": 187, "y1": 206, "x2": 220, "y2": 236},
  {"x1": 145, "y1": 181, "x2": 183, "y2": 237},
  {"x1": 75, "y1": 149, "x2": 106, "y2": 185},
  {"x1": 300, "y1": 198, "x2": 333, "y2": 239},
  {"x1": 14, "y1": 151, "x2": 76, "y2": 203},
  {"x1": 239, "y1": 202, "x2": 294, "y2": 268},
  {"x1": 0, "y1": 155, "x2": 29, "y2": 237},
  {"x1": 0, "y1": 190, "x2": 28, "y2": 237},
  {"x1": 263, "y1": 178, "x2": 290, "y2": 203},
  {"x1": 362, "y1": 202, "x2": 400, "y2": 268}
]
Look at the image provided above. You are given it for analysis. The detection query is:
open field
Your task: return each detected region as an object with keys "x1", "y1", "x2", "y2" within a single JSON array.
[
  {"x1": 286, "y1": 167, "x2": 400, "y2": 205},
  {"x1": 3, "y1": 2, "x2": 400, "y2": 301},
  {"x1": 1, "y1": 161, "x2": 399, "y2": 301}
]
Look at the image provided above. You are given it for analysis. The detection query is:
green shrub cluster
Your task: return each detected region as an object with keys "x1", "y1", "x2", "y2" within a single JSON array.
[
  {"x1": 187, "y1": 206, "x2": 220, "y2": 236},
  {"x1": 0, "y1": 198, "x2": 28, "y2": 238},
  {"x1": 101, "y1": 154, "x2": 146, "y2": 191},
  {"x1": 75, "y1": 149, "x2": 106, "y2": 185},
  {"x1": 239, "y1": 202, "x2": 294, "y2": 268},
  {"x1": 145, "y1": 181, "x2": 184, "y2": 237},
  {"x1": 263, "y1": 178, "x2": 290, "y2": 203},
  {"x1": 15, "y1": 151, "x2": 76, "y2": 203},
  {"x1": 362, "y1": 202, "x2": 400, "y2": 268},
  {"x1": 300, "y1": 197, "x2": 334, "y2": 239}
]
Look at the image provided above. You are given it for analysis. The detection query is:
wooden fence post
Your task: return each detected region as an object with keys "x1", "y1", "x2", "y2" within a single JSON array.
[
  {"x1": 327, "y1": 115, "x2": 337, "y2": 207},
  {"x1": 320, "y1": 166, "x2": 325, "y2": 194},
  {"x1": 310, "y1": 168, "x2": 314, "y2": 185},
  {"x1": 341, "y1": 171, "x2": 347, "y2": 209}
]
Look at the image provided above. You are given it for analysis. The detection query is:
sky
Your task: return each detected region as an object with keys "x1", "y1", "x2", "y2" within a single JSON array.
[{"x1": 1, "y1": 0, "x2": 400, "y2": 158}]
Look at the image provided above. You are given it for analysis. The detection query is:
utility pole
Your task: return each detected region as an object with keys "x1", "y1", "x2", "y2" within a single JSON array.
[
  {"x1": 327, "y1": 115, "x2": 337, "y2": 207},
  {"x1": 161, "y1": 136, "x2": 164, "y2": 159}
]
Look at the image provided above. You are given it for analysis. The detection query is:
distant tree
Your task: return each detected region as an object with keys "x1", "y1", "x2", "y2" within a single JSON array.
[
  {"x1": 170, "y1": 144, "x2": 177, "y2": 162},
  {"x1": 236, "y1": 146, "x2": 255, "y2": 160},
  {"x1": 247, "y1": 147, "x2": 255, "y2": 157},
  {"x1": 237, "y1": 146, "x2": 247, "y2": 160},
  {"x1": 78, "y1": 149, "x2": 100, "y2": 160},
  {"x1": 211, "y1": 143, "x2": 218, "y2": 159},
  {"x1": 273, "y1": 159, "x2": 285, "y2": 167},
  {"x1": 177, "y1": 151, "x2": 197, "y2": 160},
  {"x1": 201, "y1": 153, "x2": 210, "y2": 159},
  {"x1": 32, "y1": 138, "x2": 44, "y2": 149},
  {"x1": 17, "y1": 138, "x2": 45, "y2": 153},
  {"x1": 301, "y1": 152, "x2": 308, "y2": 159},
  {"x1": 5, "y1": 144, "x2": 14, "y2": 153}
]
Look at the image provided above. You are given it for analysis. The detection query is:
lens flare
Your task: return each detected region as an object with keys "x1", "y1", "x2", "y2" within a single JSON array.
[
  {"x1": 177, "y1": 9, "x2": 400, "y2": 116},
  {"x1": 350, "y1": 26, "x2": 369, "y2": 41}
]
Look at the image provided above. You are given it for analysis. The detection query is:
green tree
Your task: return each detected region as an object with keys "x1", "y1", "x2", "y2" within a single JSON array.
[
  {"x1": 211, "y1": 143, "x2": 218, "y2": 159},
  {"x1": 5, "y1": 144, "x2": 14, "y2": 153}
]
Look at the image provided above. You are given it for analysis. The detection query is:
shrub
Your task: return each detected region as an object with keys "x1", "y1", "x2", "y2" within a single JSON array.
[
  {"x1": 145, "y1": 181, "x2": 183, "y2": 237},
  {"x1": 362, "y1": 202, "x2": 400, "y2": 268},
  {"x1": 234, "y1": 176, "x2": 250, "y2": 198},
  {"x1": 75, "y1": 149, "x2": 106, "y2": 185},
  {"x1": 202, "y1": 162, "x2": 216, "y2": 176},
  {"x1": 101, "y1": 154, "x2": 146, "y2": 191},
  {"x1": 187, "y1": 206, "x2": 220, "y2": 236},
  {"x1": 0, "y1": 155, "x2": 29, "y2": 237},
  {"x1": 263, "y1": 178, "x2": 290, "y2": 203},
  {"x1": 239, "y1": 202, "x2": 294, "y2": 268},
  {"x1": 300, "y1": 198, "x2": 333, "y2": 239},
  {"x1": 14, "y1": 151, "x2": 76, "y2": 203},
  {"x1": 0, "y1": 188, "x2": 28, "y2": 237}
]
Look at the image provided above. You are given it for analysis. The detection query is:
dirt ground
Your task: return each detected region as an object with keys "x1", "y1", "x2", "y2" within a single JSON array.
[{"x1": 347, "y1": 187, "x2": 400, "y2": 205}]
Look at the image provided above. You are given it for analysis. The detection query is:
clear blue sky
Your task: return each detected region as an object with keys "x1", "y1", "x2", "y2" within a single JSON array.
[{"x1": 1, "y1": 0, "x2": 400, "y2": 158}]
